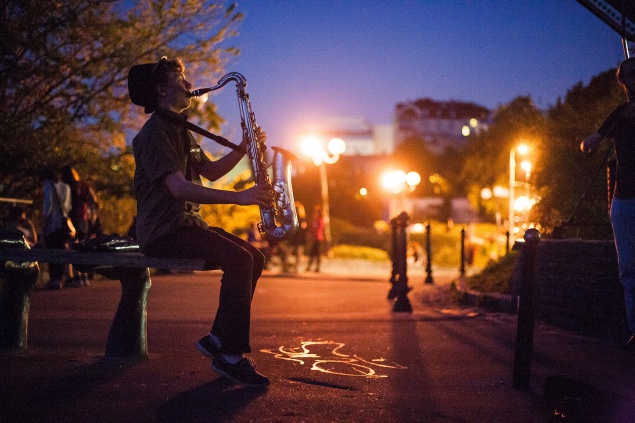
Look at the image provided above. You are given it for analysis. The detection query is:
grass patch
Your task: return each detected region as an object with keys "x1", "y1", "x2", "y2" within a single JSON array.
[{"x1": 465, "y1": 251, "x2": 519, "y2": 294}]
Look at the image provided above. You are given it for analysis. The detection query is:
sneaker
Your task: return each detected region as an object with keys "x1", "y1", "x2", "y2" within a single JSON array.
[
  {"x1": 212, "y1": 356, "x2": 270, "y2": 387},
  {"x1": 195, "y1": 335, "x2": 221, "y2": 358}
]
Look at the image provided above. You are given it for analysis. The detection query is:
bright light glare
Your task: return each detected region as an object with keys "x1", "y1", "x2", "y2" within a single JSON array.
[
  {"x1": 359, "y1": 187, "x2": 367, "y2": 196},
  {"x1": 328, "y1": 138, "x2": 346, "y2": 156},
  {"x1": 493, "y1": 185, "x2": 509, "y2": 198},
  {"x1": 462, "y1": 126, "x2": 470, "y2": 136},
  {"x1": 411, "y1": 223, "x2": 425, "y2": 233},
  {"x1": 406, "y1": 171, "x2": 421, "y2": 187},
  {"x1": 520, "y1": 160, "x2": 532, "y2": 177},
  {"x1": 517, "y1": 144, "x2": 529, "y2": 155},
  {"x1": 480, "y1": 188, "x2": 493, "y2": 200},
  {"x1": 382, "y1": 170, "x2": 407, "y2": 194},
  {"x1": 469, "y1": 118, "x2": 478, "y2": 128},
  {"x1": 300, "y1": 135, "x2": 322, "y2": 157},
  {"x1": 514, "y1": 196, "x2": 535, "y2": 212}
]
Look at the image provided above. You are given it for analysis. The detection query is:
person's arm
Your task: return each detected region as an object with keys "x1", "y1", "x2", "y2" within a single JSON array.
[
  {"x1": 199, "y1": 128, "x2": 266, "y2": 181},
  {"x1": 42, "y1": 183, "x2": 53, "y2": 219},
  {"x1": 163, "y1": 171, "x2": 273, "y2": 208},
  {"x1": 580, "y1": 132, "x2": 603, "y2": 154},
  {"x1": 199, "y1": 146, "x2": 246, "y2": 181}
]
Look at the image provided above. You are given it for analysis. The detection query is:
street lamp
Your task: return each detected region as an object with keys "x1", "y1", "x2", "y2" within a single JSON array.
[
  {"x1": 300, "y1": 136, "x2": 346, "y2": 250},
  {"x1": 381, "y1": 169, "x2": 421, "y2": 216},
  {"x1": 509, "y1": 143, "x2": 530, "y2": 244}
]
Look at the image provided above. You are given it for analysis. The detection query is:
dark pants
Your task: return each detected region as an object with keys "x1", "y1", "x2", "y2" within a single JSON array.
[
  {"x1": 44, "y1": 228, "x2": 69, "y2": 282},
  {"x1": 306, "y1": 239, "x2": 322, "y2": 271},
  {"x1": 144, "y1": 225, "x2": 265, "y2": 355}
]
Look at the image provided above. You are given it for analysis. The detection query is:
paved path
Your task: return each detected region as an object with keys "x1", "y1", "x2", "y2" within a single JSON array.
[{"x1": 1, "y1": 265, "x2": 634, "y2": 422}]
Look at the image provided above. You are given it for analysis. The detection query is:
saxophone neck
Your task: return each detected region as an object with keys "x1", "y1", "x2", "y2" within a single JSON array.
[{"x1": 188, "y1": 72, "x2": 247, "y2": 97}]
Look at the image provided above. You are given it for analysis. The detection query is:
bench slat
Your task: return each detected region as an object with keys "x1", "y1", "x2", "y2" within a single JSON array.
[{"x1": 0, "y1": 249, "x2": 206, "y2": 271}]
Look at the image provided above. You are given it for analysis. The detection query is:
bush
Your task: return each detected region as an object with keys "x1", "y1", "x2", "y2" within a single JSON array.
[
  {"x1": 330, "y1": 244, "x2": 389, "y2": 261},
  {"x1": 330, "y1": 217, "x2": 391, "y2": 251},
  {"x1": 465, "y1": 251, "x2": 519, "y2": 294}
]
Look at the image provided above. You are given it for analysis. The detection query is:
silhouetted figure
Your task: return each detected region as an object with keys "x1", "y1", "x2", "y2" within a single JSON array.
[
  {"x1": 305, "y1": 205, "x2": 325, "y2": 273},
  {"x1": 581, "y1": 57, "x2": 635, "y2": 351}
]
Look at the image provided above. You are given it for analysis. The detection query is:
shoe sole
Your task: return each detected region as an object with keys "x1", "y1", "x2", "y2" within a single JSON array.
[
  {"x1": 211, "y1": 362, "x2": 270, "y2": 388},
  {"x1": 195, "y1": 341, "x2": 217, "y2": 359}
]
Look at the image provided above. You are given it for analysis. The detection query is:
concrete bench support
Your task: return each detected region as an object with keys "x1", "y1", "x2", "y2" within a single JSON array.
[
  {"x1": 0, "y1": 260, "x2": 39, "y2": 350},
  {"x1": 98, "y1": 266, "x2": 151, "y2": 359},
  {"x1": 0, "y1": 243, "x2": 205, "y2": 359}
]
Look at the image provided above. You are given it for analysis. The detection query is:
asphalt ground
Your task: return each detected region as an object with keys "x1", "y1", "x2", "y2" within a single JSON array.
[{"x1": 1, "y1": 261, "x2": 634, "y2": 423}]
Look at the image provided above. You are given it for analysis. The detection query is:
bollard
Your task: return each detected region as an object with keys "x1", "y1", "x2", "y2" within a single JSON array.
[
  {"x1": 505, "y1": 231, "x2": 510, "y2": 254},
  {"x1": 424, "y1": 222, "x2": 434, "y2": 284},
  {"x1": 512, "y1": 228, "x2": 540, "y2": 389},
  {"x1": 460, "y1": 227, "x2": 466, "y2": 277},
  {"x1": 388, "y1": 212, "x2": 412, "y2": 313},
  {"x1": 0, "y1": 233, "x2": 39, "y2": 351}
]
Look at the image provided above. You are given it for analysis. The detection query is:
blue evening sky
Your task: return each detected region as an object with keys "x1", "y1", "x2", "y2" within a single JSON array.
[{"x1": 201, "y1": 0, "x2": 626, "y2": 152}]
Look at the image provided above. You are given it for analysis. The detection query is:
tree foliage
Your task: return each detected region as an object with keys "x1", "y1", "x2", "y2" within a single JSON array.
[
  {"x1": 533, "y1": 69, "x2": 624, "y2": 236},
  {"x1": 1, "y1": 0, "x2": 243, "y2": 233},
  {"x1": 1, "y1": 0, "x2": 241, "y2": 192},
  {"x1": 460, "y1": 96, "x2": 546, "y2": 218},
  {"x1": 460, "y1": 69, "x2": 624, "y2": 238}
]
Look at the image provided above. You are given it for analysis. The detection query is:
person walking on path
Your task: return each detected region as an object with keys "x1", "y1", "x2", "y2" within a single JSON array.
[
  {"x1": 581, "y1": 57, "x2": 635, "y2": 351},
  {"x1": 288, "y1": 201, "x2": 307, "y2": 272},
  {"x1": 61, "y1": 165, "x2": 98, "y2": 287},
  {"x1": 305, "y1": 204, "x2": 325, "y2": 272},
  {"x1": 39, "y1": 169, "x2": 73, "y2": 290},
  {"x1": 2, "y1": 205, "x2": 38, "y2": 248},
  {"x1": 128, "y1": 57, "x2": 275, "y2": 387}
]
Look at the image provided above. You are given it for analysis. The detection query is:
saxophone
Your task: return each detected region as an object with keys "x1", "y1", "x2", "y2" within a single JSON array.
[{"x1": 190, "y1": 73, "x2": 299, "y2": 240}]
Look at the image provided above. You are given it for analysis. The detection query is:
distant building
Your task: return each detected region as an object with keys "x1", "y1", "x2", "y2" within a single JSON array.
[
  {"x1": 394, "y1": 98, "x2": 491, "y2": 154},
  {"x1": 305, "y1": 116, "x2": 393, "y2": 157}
]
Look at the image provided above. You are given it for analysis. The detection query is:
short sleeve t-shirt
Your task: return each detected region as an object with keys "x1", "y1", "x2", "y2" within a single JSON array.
[
  {"x1": 597, "y1": 103, "x2": 635, "y2": 199},
  {"x1": 132, "y1": 110, "x2": 212, "y2": 249}
]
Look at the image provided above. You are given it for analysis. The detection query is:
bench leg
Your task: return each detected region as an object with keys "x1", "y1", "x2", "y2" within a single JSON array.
[
  {"x1": 0, "y1": 262, "x2": 39, "y2": 351},
  {"x1": 98, "y1": 267, "x2": 151, "y2": 359}
]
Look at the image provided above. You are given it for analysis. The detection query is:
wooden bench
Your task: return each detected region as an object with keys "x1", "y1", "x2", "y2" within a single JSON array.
[{"x1": 0, "y1": 239, "x2": 205, "y2": 359}]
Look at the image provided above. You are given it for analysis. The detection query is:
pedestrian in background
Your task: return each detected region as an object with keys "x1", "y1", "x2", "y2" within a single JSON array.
[
  {"x1": 305, "y1": 204, "x2": 325, "y2": 273},
  {"x1": 581, "y1": 57, "x2": 635, "y2": 351},
  {"x1": 39, "y1": 169, "x2": 73, "y2": 290},
  {"x1": 1, "y1": 205, "x2": 38, "y2": 248},
  {"x1": 61, "y1": 165, "x2": 97, "y2": 287},
  {"x1": 288, "y1": 201, "x2": 307, "y2": 273}
]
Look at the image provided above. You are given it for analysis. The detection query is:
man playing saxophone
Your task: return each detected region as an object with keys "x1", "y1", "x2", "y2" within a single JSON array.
[{"x1": 128, "y1": 57, "x2": 274, "y2": 387}]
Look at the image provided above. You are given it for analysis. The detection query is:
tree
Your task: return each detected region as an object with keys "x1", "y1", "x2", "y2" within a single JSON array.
[
  {"x1": 460, "y1": 96, "x2": 546, "y2": 220},
  {"x1": 1, "y1": 0, "x2": 242, "y2": 200},
  {"x1": 532, "y1": 69, "x2": 624, "y2": 236}
]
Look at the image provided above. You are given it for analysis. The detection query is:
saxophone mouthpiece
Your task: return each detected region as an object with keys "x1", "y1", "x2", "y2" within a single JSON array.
[{"x1": 188, "y1": 88, "x2": 212, "y2": 97}]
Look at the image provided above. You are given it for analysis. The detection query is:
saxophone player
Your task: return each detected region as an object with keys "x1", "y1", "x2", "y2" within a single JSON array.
[{"x1": 128, "y1": 57, "x2": 274, "y2": 387}]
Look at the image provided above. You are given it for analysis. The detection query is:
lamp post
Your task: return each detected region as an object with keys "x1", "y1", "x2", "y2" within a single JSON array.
[
  {"x1": 509, "y1": 143, "x2": 529, "y2": 245},
  {"x1": 381, "y1": 169, "x2": 421, "y2": 217},
  {"x1": 301, "y1": 136, "x2": 346, "y2": 251}
]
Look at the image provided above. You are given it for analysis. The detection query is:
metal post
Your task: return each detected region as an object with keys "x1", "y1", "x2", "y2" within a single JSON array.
[
  {"x1": 424, "y1": 222, "x2": 434, "y2": 284},
  {"x1": 388, "y1": 212, "x2": 412, "y2": 313},
  {"x1": 512, "y1": 228, "x2": 541, "y2": 389},
  {"x1": 509, "y1": 149, "x2": 516, "y2": 246},
  {"x1": 460, "y1": 227, "x2": 466, "y2": 277},
  {"x1": 319, "y1": 162, "x2": 332, "y2": 252},
  {"x1": 505, "y1": 231, "x2": 510, "y2": 254}
]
